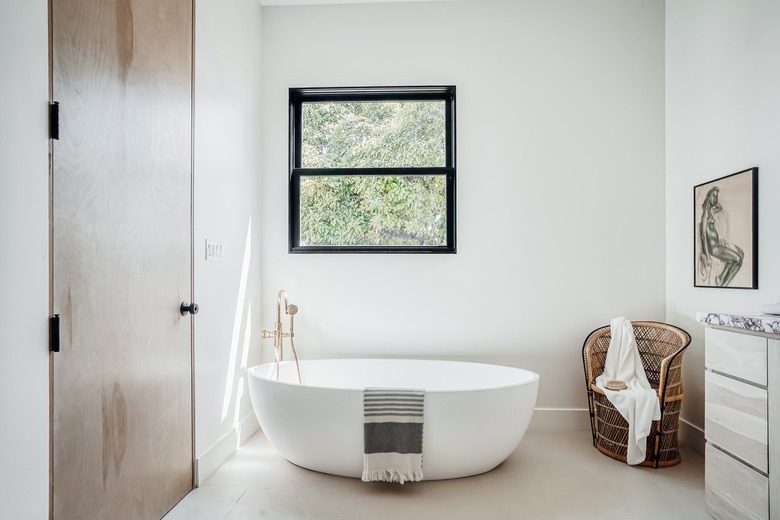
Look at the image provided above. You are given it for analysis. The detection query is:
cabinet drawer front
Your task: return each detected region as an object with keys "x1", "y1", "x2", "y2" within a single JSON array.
[
  {"x1": 705, "y1": 371, "x2": 768, "y2": 473},
  {"x1": 705, "y1": 328, "x2": 767, "y2": 386},
  {"x1": 706, "y1": 444, "x2": 768, "y2": 520}
]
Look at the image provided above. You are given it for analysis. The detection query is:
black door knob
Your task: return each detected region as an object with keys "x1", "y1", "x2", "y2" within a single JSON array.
[{"x1": 180, "y1": 302, "x2": 199, "y2": 316}]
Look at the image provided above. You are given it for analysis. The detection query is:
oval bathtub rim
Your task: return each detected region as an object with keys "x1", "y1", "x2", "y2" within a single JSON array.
[{"x1": 247, "y1": 358, "x2": 540, "y2": 394}]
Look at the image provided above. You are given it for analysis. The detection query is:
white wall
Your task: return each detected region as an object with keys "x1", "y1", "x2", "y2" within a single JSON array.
[
  {"x1": 260, "y1": 0, "x2": 666, "y2": 418},
  {"x1": 666, "y1": 0, "x2": 780, "y2": 434},
  {"x1": 194, "y1": 0, "x2": 264, "y2": 481},
  {"x1": 0, "y1": 0, "x2": 50, "y2": 517}
]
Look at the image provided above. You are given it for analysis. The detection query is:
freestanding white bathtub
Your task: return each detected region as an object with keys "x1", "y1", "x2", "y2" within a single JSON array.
[{"x1": 247, "y1": 359, "x2": 540, "y2": 480}]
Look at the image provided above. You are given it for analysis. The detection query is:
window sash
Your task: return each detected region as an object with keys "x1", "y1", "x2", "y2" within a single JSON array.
[
  {"x1": 289, "y1": 86, "x2": 456, "y2": 253},
  {"x1": 290, "y1": 168, "x2": 455, "y2": 253}
]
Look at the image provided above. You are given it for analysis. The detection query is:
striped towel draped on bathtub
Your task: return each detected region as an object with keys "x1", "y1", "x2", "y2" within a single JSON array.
[{"x1": 362, "y1": 387, "x2": 425, "y2": 484}]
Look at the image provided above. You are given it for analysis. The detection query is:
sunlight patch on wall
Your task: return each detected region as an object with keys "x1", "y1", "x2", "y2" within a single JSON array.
[{"x1": 221, "y1": 218, "x2": 252, "y2": 421}]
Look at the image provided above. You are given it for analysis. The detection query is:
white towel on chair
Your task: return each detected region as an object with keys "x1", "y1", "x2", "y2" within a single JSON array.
[{"x1": 595, "y1": 317, "x2": 661, "y2": 465}]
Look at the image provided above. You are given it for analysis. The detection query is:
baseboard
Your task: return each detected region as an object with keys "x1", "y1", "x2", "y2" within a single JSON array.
[
  {"x1": 529, "y1": 409, "x2": 706, "y2": 452},
  {"x1": 194, "y1": 413, "x2": 260, "y2": 486},
  {"x1": 679, "y1": 418, "x2": 705, "y2": 455},
  {"x1": 529, "y1": 408, "x2": 590, "y2": 431}
]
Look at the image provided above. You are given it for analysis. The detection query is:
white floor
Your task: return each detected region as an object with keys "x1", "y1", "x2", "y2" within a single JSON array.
[{"x1": 164, "y1": 429, "x2": 708, "y2": 520}]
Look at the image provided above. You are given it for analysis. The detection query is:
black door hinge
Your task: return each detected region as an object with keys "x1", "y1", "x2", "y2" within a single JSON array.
[
  {"x1": 49, "y1": 101, "x2": 59, "y2": 140},
  {"x1": 50, "y1": 314, "x2": 60, "y2": 353}
]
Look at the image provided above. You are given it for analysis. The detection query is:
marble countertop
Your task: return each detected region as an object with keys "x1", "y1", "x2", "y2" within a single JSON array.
[{"x1": 697, "y1": 311, "x2": 780, "y2": 336}]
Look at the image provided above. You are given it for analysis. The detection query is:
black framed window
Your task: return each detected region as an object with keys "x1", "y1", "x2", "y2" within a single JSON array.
[{"x1": 289, "y1": 86, "x2": 456, "y2": 253}]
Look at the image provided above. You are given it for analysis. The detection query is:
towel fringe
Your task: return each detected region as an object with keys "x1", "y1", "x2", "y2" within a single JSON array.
[{"x1": 361, "y1": 470, "x2": 423, "y2": 485}]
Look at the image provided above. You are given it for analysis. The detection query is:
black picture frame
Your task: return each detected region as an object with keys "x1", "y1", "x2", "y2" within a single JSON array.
[{"x1": 693, "y1": 167, "x2": 758, "y2": 289}]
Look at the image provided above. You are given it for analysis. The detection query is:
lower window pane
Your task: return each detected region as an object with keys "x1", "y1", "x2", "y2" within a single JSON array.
[{"x1": 300, "y1": 176, "x2": 446, "y2": 247}]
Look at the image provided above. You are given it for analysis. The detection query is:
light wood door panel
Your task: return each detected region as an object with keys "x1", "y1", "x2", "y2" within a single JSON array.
[
  {"x1": 705, "y1": 371, "x2": 768, "y2": 473},
  {"x1": 706, "y1": 443, "x2": 768, "y2": 520},
  {"x1": 51, "y1": 0, "x2": 193, "y2": 518},
  {"x1": 705, "y1": 328, "x2": 767, "y2": 386}
]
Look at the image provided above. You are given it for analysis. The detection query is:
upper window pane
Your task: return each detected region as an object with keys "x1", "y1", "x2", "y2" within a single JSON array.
[{"x1": 301, "y1": 101, "x2": 446, "y2": 168}]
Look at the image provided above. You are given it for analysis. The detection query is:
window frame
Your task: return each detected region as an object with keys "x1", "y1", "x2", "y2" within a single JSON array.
[{"x1": 288, "y1": 85, "x2": 456, "y2": 254}]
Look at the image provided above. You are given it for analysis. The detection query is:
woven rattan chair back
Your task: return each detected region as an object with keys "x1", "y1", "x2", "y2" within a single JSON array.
[{"x1": 582, "y1": 321, "x2": 691, "y2": 467}]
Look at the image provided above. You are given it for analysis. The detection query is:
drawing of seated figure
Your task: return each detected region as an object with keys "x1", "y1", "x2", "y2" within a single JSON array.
[{"x1": 698, "y1": 186, "x2": 744, "y2": 287}]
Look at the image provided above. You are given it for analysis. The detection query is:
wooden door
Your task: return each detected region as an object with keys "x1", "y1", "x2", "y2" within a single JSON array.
[{"x1": 51, "y1": 1, "x2": 194, "y2": 518}]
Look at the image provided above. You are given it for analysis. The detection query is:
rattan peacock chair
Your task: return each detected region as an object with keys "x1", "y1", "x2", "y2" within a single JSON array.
[{"x1": 582, "y1": 321, "x2": 691, "y2": 468}]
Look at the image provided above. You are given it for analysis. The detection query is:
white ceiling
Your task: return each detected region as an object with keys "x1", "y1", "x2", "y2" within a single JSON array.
[{"x1": 259, "y1": 0, "x2": 486, "y2": 5}]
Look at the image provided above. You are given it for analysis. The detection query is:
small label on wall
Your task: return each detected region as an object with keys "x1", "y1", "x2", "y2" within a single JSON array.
[{"x1": 205, "y1": 239, "x2": 223, "y2": 262}]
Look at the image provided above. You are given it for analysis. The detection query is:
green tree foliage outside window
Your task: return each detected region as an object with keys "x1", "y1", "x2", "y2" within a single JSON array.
[{"x1": 299, "y1": 101, "x2": 448, "y2": 247}]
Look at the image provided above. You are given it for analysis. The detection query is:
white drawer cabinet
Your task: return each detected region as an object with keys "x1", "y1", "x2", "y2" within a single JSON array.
[{"x1": 704, "y1": 327, "x2": 780, "y2": 520}]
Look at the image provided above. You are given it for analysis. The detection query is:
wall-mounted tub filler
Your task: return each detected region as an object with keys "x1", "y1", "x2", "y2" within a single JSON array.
[{"x1": 262, "y1": 289, "x2": 302, "y2": 383}]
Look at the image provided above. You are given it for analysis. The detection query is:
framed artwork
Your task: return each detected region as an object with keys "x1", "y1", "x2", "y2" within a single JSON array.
[{"x1": 694, "y1": 167, "x2": 758, "y2": 289}]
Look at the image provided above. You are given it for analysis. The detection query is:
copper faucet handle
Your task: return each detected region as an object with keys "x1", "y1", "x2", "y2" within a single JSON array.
[{"x1": 261, "y1": 330, "x2": 276, "y2": 339}]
